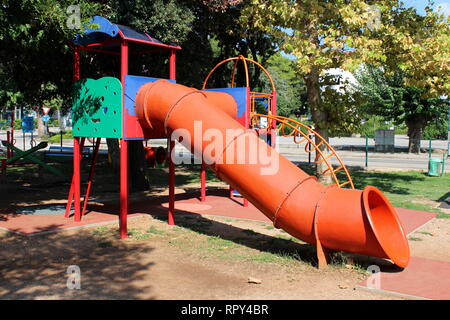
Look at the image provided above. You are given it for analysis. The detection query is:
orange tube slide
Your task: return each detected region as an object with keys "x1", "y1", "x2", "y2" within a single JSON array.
[{"x1": 135, "y1": 80, "x2": 410, "y2": 268}]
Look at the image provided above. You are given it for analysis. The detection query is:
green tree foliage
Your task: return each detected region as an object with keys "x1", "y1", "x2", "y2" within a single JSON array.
[
  {"x1": 242, "y1": 0, "x2": 449, "y2": 180},
  {"x1": 259, "y1": 53, "x2": 306, "y2": 117},
  {"x1": 108, "y1": 0, "x2": 194, "y2": 44},
  {"x1": 354, "y1": 65, "x2": 449, "y2": 152},
  {"x1": 176, "y1": 1, "x2": 279, "y2": 90},
  {"x1": 0, "y1": 0, "x2": 105, "y2": 108},
  {"x1": 241, "y1": 0, "x2": 396, "y2": 182},
  {"x1": 378, "y1": 4, "x2": 450, "y2": 97}
]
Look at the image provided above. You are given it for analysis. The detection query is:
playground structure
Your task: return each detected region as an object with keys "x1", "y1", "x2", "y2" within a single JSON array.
[
  {"x1": 0, "y1": 113, "x2": 16, "y2": 172},
  {"x1": 66, "y1": 16, "x2": 410, "y2": 268},
  {"x1": 0, "y1": 113, "x2": 67, "y2": 178}
]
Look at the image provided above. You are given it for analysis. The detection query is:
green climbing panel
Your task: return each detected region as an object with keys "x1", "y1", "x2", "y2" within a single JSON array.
[{"x1": 72, "y1": 77, "x2": 122, "y2": 138}]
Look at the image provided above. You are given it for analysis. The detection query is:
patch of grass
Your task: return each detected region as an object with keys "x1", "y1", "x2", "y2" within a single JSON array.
[
  {"x1": 47, "y1": 130, "x2": 72, "y2": 143},
  {"x1": 242, "y1": 229, "x2": 258, "y2": 236},
  {"x1": 241, "y1": 250, "x2": 307, "y2": 266},
  {"x1": 146, "y1": 226, "x2": 166, "y2": 235},
  {"x1": 391, "y1": 200, "x2": 441, "y2": 214},
  {"x1": 265, "y1": 225, "x2": 275, "y2": 230},
  {"x1": 277, "y1": 234, "x2": 295, "y2": 241},
  {"x1": 328, "y1": 252, "x2": 372, "y2": 274},
  {"x1": 127, "y1": 228, "x2": 159, "y2": 240},
  {"x1": 408, "y1": 237, "x2": 423, "y2": 241},
  {"x1": 132, "y1": 233, "x2": 151, "y2": 240},
  {"x1": 332, "y1": 168, "x2": 449, "y2": 214},
  {"x1": 207, "y1": 235, "x2": 236, "y2": 248},
  {"x1": 418, "y1": 231, "x2": 433, "y2": 236},
  {"x1": 126, "y1": 228, "x2": 139, "y2": 236},
  {"x1": 92, "y1": 226, "x2": 109, "y2": 236},
  {"x1": 171, "y1": 226, "x2": 184, "y2": 232},
  {"x1": 98, "y1": 241, "x2": 112, "y2": 248},
  {"x1": 193, "y1": 219, "x2": 213, "y2": 227},
  {"x1": 437, "y1": 212, "x2": 450, "y2": 219},
  {"x1": 329, "y1": 251, "x2": 351, "y2": 267}
]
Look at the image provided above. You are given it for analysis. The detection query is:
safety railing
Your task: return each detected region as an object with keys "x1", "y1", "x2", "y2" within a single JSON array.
[{"x1": 251, "y1": 113, "x2": 355, "y2": 189}]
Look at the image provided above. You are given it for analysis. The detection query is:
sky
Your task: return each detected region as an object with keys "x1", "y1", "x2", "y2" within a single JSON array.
[{"x1": 403, "y1": 0, "x2": 450, "y2": 16}]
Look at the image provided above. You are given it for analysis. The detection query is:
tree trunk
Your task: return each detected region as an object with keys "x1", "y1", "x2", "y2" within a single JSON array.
[
  {"x1": 129, "y1": 140, "x2": 149, "y2": 191},
  {"x1": 406, "y1": 118, "x2": 425, "y2": 154},
  {"x1": 305, "y1": 69, "x2": 333, "y2": 185},
  {"x1": 106, "y1": 138, "x2": 120, "y2": 170},
  {"x1": 106, "y1": 139, "x2": 148, "y2": 191},
  {"x1": 37, "y1": 110, "x2": 46, "y2": 136}
]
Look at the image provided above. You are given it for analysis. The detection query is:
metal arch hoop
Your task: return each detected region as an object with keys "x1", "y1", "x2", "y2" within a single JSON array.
[{"x1": 202, "y1": 55, "x2": 276, "y2": 91}]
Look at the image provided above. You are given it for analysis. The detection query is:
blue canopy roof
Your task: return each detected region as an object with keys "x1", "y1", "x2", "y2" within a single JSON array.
[{"x1": 74, "y1": 16, "x2": 181, "y2": 51}]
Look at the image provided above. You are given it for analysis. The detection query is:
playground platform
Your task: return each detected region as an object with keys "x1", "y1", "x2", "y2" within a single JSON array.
[{"x1": 0, "y1": 190, "x2": 448, "y2": 300}]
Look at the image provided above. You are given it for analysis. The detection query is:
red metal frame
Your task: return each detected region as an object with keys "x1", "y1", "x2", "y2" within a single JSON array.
[
  {"x1": 270, "y1": 90, "x2": 277, "y2": 148},
  {"x1": 6, "y1": 131, "x2": 11, "y2": 159},
  {"x1": 121, "y1": 36, "x2": 181, "y2": 51},
  {"x1": 65, "y1": 137, "x2": 86, "y2": 218},
  {"x1": 120, "y1": 40, "x2": 129, "y2": 238},
  {"x1": 68, "y1": 29, "x2": 180, "y2": 237},
  {"x1": 167, "y1": 49, "x2": 177, "y2": 224},
  {"x1": 169, "y1": 49, "x2": 176, "y2": 80},
  {"x1": 73, "y1": 137, "x2": 82, "y2": 222},
  {"x1": 65, "y1": 47, "x2": 83, "y2": 220},
  {"x1": 79, "y1": 47, "x2": 121, "y2": 56}
]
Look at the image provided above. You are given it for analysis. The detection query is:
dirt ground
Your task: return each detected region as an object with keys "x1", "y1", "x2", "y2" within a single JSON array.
[{"x1": 0, "y1": 162, "x2": 449, "y2": 300}]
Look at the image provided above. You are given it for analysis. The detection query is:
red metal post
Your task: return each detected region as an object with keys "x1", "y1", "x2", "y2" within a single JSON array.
[
  {"x1": 120, "y1": 139, "x2": 128, "y2": 238},
  {"x1": 1, "y1": 159, "x2": 6, "y2": 173},
  {"x1": 73, "y1": 46, "x2": 80, "y2": 81},
  {"x1": 168, "y1": 139, "x2": 175, "y2": 225},
  {"x1": 10, "y1": 113, "x2": 14, "y2": 158},
  {"x1": 6, "y1": 131, "x2": 10, "y2": 159},
  {"x1": 270, "y1": 90, "x2": 277, "y2": 148},
  {"x1": 169, "y1": 49, "x2": 176, "y2": 81},
  {"x1": 200, "y1": 161, "x2": 206, "y2": 202},
  {"x1": 243, "y1": 198, "x2": 249, "y2": 207},
  {"x1": 65, "y1": 45, "x2": 83, "y2": 219},
  {"x1": 82, "y1": 137, "x2": 101, "y2": 216},
  {"x1": 65, "y1": 137, "x2": 85, "y2": 218},
  {"x1": 168, "y1": 49, "x2": 177, "y2": 224},
  {"x1": 119, "y1": 40, "x2": 129, "y2": 239},
  {"x1": 73, "y1": 136, "x2": 81, "y2": 222}
]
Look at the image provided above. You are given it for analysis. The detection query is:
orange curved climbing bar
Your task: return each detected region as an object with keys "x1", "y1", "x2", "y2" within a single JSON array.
[
  {"x1": 202, "y1": 55, "x2": 276, "y2": 92},
  {"x1": 135, "y1": 80, "x2": 410, "y2": 268}
]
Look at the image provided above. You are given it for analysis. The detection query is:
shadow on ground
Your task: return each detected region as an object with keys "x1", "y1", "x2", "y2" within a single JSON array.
[
  {"x1": 88, "y1": 187, "x2": 396, "y2": 271},
  {"x1": 0, "y1": 228, "x2": 156, "y2": 299}
]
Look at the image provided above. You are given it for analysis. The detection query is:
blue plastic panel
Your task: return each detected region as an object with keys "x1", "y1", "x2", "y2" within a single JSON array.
[
  {"x1": 123, "y1": 75, "x2": 175, "y2": 140},
  {"x1": 202, "y1": 87, "x2": 248, "y2": 118},
  {"x1": 74, "y1": 16, "x2": 119, "y2": 45}
]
